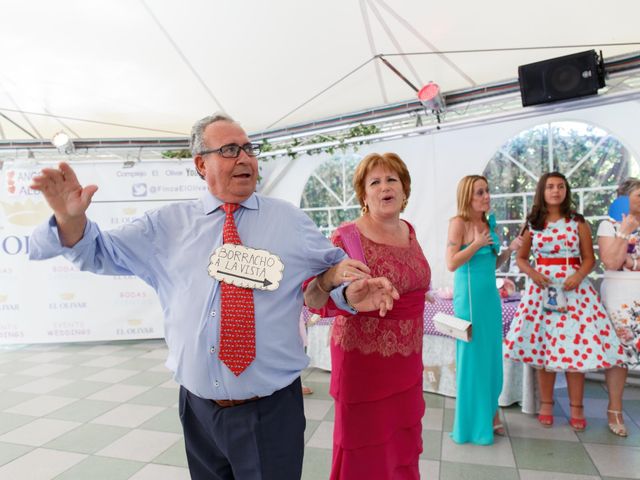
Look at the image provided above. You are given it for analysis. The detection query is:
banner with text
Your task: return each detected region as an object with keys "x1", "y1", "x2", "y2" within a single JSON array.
[{"x1": 0, "y1": 161, "x2": 206, "y2": 344}]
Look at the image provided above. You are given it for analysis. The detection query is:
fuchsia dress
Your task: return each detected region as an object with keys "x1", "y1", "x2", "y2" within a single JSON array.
[
  {"x1": 504, "y1": 217, "x2": 626, "y2": 371},
  {"x1": 322, "y1": 222, "x2": 430, "y2": 480}
]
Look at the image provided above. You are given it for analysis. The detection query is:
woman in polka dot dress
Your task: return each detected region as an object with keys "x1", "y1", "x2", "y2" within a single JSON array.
[{"x1": 504, "y1": 172, "x2": 625, "y2": 432}]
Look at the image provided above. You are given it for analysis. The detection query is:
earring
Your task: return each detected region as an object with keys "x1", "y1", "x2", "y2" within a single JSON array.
[
  {"x1": 361, "y1": 204, "x2": 369, "y2": 216},
  {"x1": 401, "y1": 197, "x2": 408, "y2": 211}
]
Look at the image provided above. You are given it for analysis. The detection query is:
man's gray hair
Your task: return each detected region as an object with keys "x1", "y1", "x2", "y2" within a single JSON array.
[
  {"x1": 190, "y1": 113, "x2": 235, "y2": 157},
  {"x1": 617, "y1": 177, "x2": 640, "y2": 196}
]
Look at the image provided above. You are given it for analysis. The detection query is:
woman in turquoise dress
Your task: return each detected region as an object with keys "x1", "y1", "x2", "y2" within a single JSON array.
[{"x1": 446, "y1": 175, "x2": 522, "y2": 445}]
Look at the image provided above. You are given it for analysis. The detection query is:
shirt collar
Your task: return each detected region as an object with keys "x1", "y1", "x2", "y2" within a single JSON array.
[{"x1": 201, "y1": 192, "x2": 259, "y2": 215}]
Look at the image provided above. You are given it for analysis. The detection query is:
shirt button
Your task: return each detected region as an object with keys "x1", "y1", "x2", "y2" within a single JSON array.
[
  {"x1": 210, "y1": 311, "x2": 216, "y2": 317},
  {"x1": 209, "y1": 346, "x2": 216, "y2": 354},
  {"x1": 214, "y1": 381, "x2": 220, "y2": 387}
]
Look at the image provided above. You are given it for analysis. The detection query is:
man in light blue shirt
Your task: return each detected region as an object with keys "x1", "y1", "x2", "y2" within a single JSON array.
[{"x1": 29, "y1": 113, "x2": 397, "y2": 480}]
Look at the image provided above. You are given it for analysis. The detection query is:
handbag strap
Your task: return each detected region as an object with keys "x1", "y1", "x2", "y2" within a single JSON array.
[{"x1": 467, "y1": 261, "x2": 473, "y2": 323}]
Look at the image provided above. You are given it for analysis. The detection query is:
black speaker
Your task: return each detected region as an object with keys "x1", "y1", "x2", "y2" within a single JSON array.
[{"x1": 518, "y1": 50, "x2": 605, "y2": 107}]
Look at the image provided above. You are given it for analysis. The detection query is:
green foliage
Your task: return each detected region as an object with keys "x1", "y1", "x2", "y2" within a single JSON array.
[
  {"x1": 260, "y1": 124, "x2": 381, "y2": 160},
  {"x1": 161, "y1": 149, "x2": 192, "y2": 159}
]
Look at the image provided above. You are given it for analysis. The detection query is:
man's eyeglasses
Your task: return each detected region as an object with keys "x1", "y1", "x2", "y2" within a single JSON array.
[{"x1": 199, "y1": 143, "x2": 262, "y2": 158}]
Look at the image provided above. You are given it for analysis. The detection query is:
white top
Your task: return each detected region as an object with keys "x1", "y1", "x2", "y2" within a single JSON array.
[{"x1": 596, "y1": 219, "x2": 640, "y2": 280}]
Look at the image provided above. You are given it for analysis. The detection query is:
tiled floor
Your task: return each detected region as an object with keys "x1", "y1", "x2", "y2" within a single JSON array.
[{"x1": 1, "y1": 341, "x2": 639, "y2": 479}]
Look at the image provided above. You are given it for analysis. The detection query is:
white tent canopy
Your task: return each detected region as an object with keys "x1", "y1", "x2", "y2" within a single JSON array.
[{"x1": 1, "y1": 0, "x2": 639, "y2": 141}]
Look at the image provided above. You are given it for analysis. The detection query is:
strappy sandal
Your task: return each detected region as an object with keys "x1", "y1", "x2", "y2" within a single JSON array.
[
  {"x1": 493, "y1": 423, "x2": 506, "y2": 436},
  {"x1": 538, "y1": 400, "x2": 554, "y2": 427},
  {"x1": 607, "y1": 410, "x2": 628, "y2": 437},
  {"x1": 569, "y1": 404, "x2": 587, "y2": 432}
]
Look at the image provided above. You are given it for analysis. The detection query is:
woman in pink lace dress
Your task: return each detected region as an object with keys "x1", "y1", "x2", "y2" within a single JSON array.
[{"x1": 305, "y1": 152, "x2": 431, "y2": 480}]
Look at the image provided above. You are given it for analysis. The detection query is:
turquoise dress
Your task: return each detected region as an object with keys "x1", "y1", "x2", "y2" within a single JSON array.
[{"x1": 451, "y1": 239, "x2": 503, "y2": 445}]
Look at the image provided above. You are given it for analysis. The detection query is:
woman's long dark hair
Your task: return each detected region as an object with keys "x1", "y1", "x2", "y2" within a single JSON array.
[{"x1": 527, "y1": 172, "x2": 584, "y2": 231}]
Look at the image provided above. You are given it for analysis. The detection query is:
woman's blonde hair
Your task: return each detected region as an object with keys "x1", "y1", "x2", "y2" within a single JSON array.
[
  {"x1": 456, "y1": 175, "x2": 489, "y2": 222},
  {"x1": 353, "y1": 152, "x2": 411, "y2": 212}
]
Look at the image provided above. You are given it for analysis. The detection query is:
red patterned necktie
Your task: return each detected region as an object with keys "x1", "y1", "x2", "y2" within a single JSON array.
[{"x1": 218, "y1": 203, "x2": 256, "y2": 376}]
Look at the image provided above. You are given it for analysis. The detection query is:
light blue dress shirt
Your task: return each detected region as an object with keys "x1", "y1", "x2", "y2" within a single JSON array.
[{"x1": 29, "y1": 192, "x2": 347, "y2": 400}]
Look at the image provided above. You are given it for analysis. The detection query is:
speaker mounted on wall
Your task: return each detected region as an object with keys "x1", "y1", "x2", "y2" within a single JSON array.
[{"x1": 518, "y1": 50, "x2": 605, "y2": 107}]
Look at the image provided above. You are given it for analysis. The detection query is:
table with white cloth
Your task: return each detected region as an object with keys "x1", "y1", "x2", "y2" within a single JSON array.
[{"x1": 303, "y1": 295, "x2": 539, "y2": 413}]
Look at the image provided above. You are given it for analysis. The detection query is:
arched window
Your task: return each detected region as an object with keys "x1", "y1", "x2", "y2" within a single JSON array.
[
  {"x1": 484, "y1": 121, "x2": 639, "y2": 277},
  {"x1": 300, "y1": 153, "x2": 362, "y2": 235}
]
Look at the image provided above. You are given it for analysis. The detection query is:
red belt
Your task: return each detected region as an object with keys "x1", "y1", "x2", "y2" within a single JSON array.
[
  {"x1": 212, "y1": 396, "x2": 260, "y2": 408},
  {"x1": 537, "y1": 257, "x2": 581, "y2": 266}
]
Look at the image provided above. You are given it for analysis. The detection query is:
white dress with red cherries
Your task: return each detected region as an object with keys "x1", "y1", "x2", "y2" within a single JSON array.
[{"x1": 504, "y1": 217, "x2": 626, "y2": 371}]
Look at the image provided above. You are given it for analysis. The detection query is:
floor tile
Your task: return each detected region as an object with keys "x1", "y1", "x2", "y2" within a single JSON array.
[
  {"x1": 424, "y1": 407, "x2": 444, "y2": 431},
  {"x1": 306, "y1": 421, "x2": 333, "y2": 449},
  {"x1": 441, "y1": 434, "x2": 515, "y2": 467},
  {"x1": 419, "y1": 459, "x2": 440, "y2": 479},
  {"x1": 11, "y1": 377, "x2": 74, "y2": 394},
  {"x1": 0, "y1": 412, "x2": 37, "y2": 435},
  {"x1": 152, "y1": 438, "x2": 188, "y2": 467},
  {"x1": 120, "y1": 371, "x2": 172, "y2": 387},
  {"x1": 91, "y1": 404, "x2": 165, "y2": 428},
  {"x1": 80, "y1": 356, "x2": 129, "y2": 368},
  {"x1": 519, "y1": 470, "x2": 601, "y2": 480},
  {"x1": 510, "y1": 437, "x2": 598, "y2": 475},
  {"x1": 21, "y1": 352, "x2": 73, "y2": 364},
  {"x1": 0, "y1": 447, "x2": 85, "y2": 480},
  {"x1": 129, "y1": 387, "x2": 178, "y2": 407},
  {"x1": 583, "y1": 442, "x2": 640, "y2": 478},
  {"x1": 87, "y1": 384, "x2": 151, "y2": 403},
  {"x1": 45, "y1": 423, "x2": 129, "y2": 454},
  {"x1": 128, "y1": 463, "x2": 191, "y2": 480},
  {"x1": 443, "y1": 408, "x2": 454, "y2": 432},
  {"x1": 158, "y1": 379, "x2": 179, "y2": 390},
  {"x1": 440, "y1": 461, "x2": 518, "y2": 480},
  {"x1": 139, "y1": 408, "x2": 182, "y2": 434},
  {"x1": 576, "y1": 416, "x2": 640, "y2": 446},
  {"x1": 137, "y1": 349, "x2": 169, "y2": 360},
  {"x1": 421, "y1": 429, "x2": 442, "y2": 461},
  {"x1": 83, "y1": 368, "x2": 139, "y2": 383},
  {"x1": 49, "y1": 380, "x2": 112, "y2": 399},
  {"x1": 45, "y1": 399, "x2": 117, "y2": 423},
  {"x1": 0, "y1": 418, "x2": 80, "y2": 447},
  {"x1": 304, "y1": 419, "x2": 321, "y2": 444},
  {"x1": 115, "y1": 358, "x2": 164, "y2": 371},
  {"x1": 300, "y1": 381, "x2": 331, "y2": 400},
  {"x1": 303, "y1": 398, "x2": 333, "y2": 421},
  {"x1": 77, "y1": 345, "x2": 126, "y2": 356},
  {"x1": 0, "y1": 442, "x2": 32, "y2": 467},
  {"x1": 96, "y1": 429, "x2": 182, "y2": 462},
  {"x1": 16, "y1": 363, "x2": 72, "y2": 378},
  {"x1": 301, "y1": 447, "x2": 332, "y2": 480},
  {"x1": 0, "y1": 374, "x2": 35, "y2": 391},
  {"x1": 53, "y1": 455, "x2": 144, "y2": 480},
  {"x1": 46, "y1": 365, "x2": 102, "y2": 380},
  {"x1": 0, "y1": 361, "x2": 33, "y2": 375},
  {"x1": 304, "y1": 369, "x2": 331, "y2": 383},
  {"x1": 503, "y1": 410, "x2": 579, "y2": 441},
  {"x1": 323, "y1": 404, "x2": 335, "y2": 422},
  {"x1": 4, "y1": 395, "x2": 76, "y2": 416}
]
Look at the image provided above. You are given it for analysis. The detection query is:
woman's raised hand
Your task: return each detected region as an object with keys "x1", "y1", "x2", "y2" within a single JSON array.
[
  {"x1": 619, "y1": 213, "x2": 640, "y2": 237},
  {"x1": 30, "y1": 162, "x2": 98, "y2": 221}
]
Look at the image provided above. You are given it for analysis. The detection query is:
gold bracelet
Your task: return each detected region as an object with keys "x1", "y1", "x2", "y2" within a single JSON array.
[{"x1": 316, "y1": 275, "x2": 332, "y2": 294}]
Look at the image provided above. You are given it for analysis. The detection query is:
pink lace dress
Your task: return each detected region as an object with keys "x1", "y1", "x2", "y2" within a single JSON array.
[{"x1": 329, "y1": 222, "x2": 430, "y2": 480}]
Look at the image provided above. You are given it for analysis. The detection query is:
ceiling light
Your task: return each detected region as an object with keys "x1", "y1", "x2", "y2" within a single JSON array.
[{"x1": 51, "y1": 132, "x2": 75, "y2": 154}]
